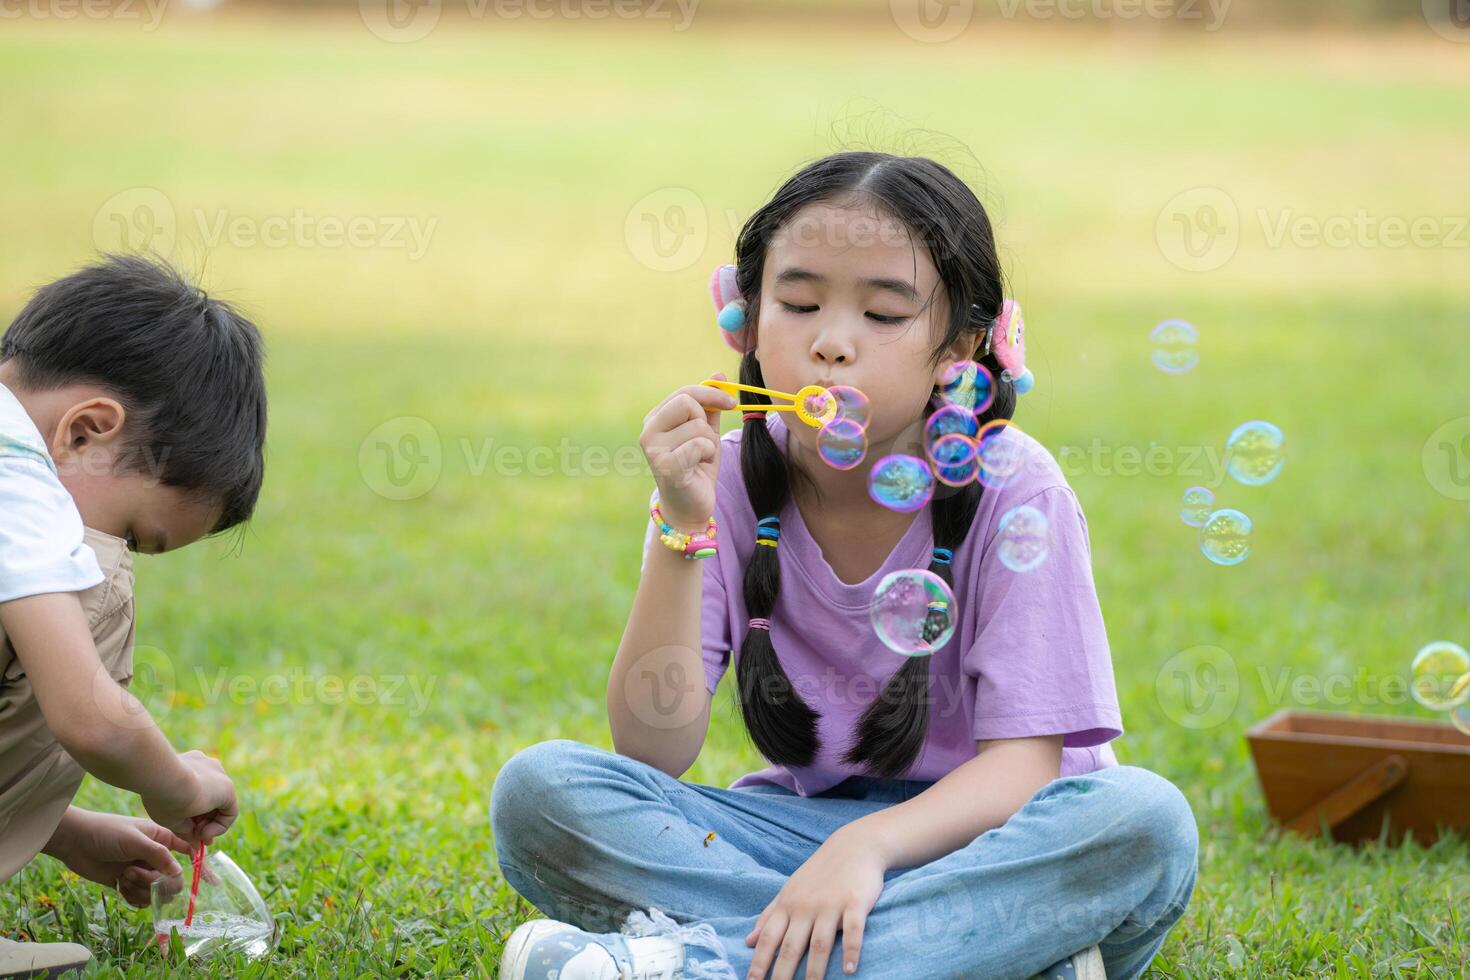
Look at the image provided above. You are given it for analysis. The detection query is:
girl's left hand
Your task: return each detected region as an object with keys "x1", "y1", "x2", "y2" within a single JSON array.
[{"x1": 744, "y1": 825, "x2": 886, "y2": 979}]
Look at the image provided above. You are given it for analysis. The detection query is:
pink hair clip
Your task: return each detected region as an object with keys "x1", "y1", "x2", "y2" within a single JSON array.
[
  {"x1": 978, "y1": 299, "x2": 1033, "y2": 396},
  {"x1": 709, "y1": 263, "x2": 756, "y2": 354}
]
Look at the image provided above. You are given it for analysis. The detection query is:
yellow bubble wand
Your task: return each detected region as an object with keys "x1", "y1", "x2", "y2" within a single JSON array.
[{"x1": 701, "y1": 379, "x2": 837, "y2": 429}]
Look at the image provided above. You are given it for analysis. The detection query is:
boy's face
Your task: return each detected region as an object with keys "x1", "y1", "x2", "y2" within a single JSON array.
[
  {"x1": 25, "y1": 382, "x2": 225, "y2": 555},
  {"x1": 64, "y1": 473, "x2": 222, "y2": 556}
]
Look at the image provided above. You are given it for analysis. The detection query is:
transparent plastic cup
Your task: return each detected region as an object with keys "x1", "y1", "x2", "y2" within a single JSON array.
[{"x1": 151, "y1": 849, "x2": 278, "y2": 962}]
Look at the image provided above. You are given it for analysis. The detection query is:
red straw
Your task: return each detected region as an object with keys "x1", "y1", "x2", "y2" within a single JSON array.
[{"x1": 184, "y1": 817, "x2": 207, "y2": 927}]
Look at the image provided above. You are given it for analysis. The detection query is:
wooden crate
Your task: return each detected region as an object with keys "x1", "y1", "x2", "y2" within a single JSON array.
[{"x1": 1245, "y1": 708, "x2": 1470, "y2": 845}]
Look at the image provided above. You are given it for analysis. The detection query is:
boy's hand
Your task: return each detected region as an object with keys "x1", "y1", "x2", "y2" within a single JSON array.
[
  {"x1": 142, "y1": 750, "x2": 239, "y2": 845},
  {"x1": 46, "y1": 808, "x2": 188, "y2": 908}
]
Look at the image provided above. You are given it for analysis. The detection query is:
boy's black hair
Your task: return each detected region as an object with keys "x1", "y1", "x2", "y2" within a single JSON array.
[
  {"x1": 0, "y1": 254, "x2": 267, "y2": 534},
  {"x1": 730, "y1": 151, "x2": 1013, "y2": 780}
]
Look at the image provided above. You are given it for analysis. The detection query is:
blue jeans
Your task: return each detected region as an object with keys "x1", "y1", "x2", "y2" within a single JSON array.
[{"x1": 490, "y1": 739, "x2": 1198, "y2": 980}]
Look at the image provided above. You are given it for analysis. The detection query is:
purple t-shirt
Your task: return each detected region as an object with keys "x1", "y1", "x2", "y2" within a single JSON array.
[{"x1": 645, "y1": 412, "x2": 1122, "y2": 797}]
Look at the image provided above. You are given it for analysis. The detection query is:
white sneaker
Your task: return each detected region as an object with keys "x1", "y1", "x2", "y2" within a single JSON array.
[
  {"x1": 1031, "y1": 944, "x2": 1107, "y2": 980},
  {"x1": 498, "y1": 918, "x2": 685, "y2": 980},
  {"x1": 0, "y1": 937, "x2": 92, "y2": 979}
]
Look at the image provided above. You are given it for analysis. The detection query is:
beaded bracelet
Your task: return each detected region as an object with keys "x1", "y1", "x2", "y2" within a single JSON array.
[{"x1": 650, "y1": 494, "x2": 718, "y2": 559}]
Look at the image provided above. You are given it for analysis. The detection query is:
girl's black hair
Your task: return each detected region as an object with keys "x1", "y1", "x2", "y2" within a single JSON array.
[
  {"x1": 730, "y1": 151, "x2": 1015, "y2": 779},
  {"x1": 0, "y1": 254, "x2": 268, "y2": 534}
]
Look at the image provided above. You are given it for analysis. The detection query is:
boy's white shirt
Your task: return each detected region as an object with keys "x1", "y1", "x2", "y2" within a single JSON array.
[{"x1": 0, "y1": 380, "x2": 103, "y2": 603}]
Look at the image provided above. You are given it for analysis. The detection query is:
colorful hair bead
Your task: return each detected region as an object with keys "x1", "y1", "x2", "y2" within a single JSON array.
[{"x1": 931, "y1": 547, "x2": 953, "y2": 566}]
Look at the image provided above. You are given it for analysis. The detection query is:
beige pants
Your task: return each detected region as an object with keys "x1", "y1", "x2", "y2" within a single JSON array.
[{"x1": 0, "y1": 528, "x2": 135, "y2": 883}]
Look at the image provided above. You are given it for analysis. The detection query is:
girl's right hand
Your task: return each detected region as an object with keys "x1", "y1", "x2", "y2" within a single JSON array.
[{"x1": 640, "y1": 371, "x2": 736, "y2": 532}]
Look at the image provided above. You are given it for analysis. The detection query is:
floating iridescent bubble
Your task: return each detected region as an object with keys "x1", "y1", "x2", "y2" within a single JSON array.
[
  {"x1": 1180, "y1": 486, "x2": 1214, "y2": 527},
  {"x1": 936, "y1": 360, "x2": 995, "y2": 415},
  {"x1": 868, "y1": 454, "x2": 934, "y2": 513},
  {"x1": 1449, "y1": 671, "x2": 1470, "y2": 734},
  {"x1": 1199, "y1": 508, "x2": 1252, "y2": 565},
  {"x1": 924, "y1": 405, "x2": 978, "y2": 460},
  {"x1": 1225, "y1": 420, "x2": 1285, "y2": 486},
  {"x1": 997, "y1": 504, "x2": 1051, "y2": 572},
  {"x1": 869, "y1": 568, "x2": 957, "y2": 656},
  {"x1": 931, "y1": 433, "x2": 979, "y2": 487},
  {"x1": 1409, "y1": 641, "x2": 1470, "y2": 711},
  {"x1": 1150, "y1": 320, "x2": 1199, "y2": 374},
  {"x1": 827, "y1": 385, "x2": 871, "y2": 428},
  {"x1": 817, "y1": 418, "x2": 868, "y2": 471},
  {"x1": 975, "y1": 420, "x2": 1028, "y2": 490}
]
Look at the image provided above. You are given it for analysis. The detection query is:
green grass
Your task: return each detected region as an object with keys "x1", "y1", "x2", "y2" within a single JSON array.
[{"x1": 1, "y1": 9, "x2": 1468, "y2": 978}]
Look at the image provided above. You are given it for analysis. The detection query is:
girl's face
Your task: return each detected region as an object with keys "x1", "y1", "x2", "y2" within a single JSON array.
[{"x1": 754, "y1": 200, "x2": 966, "y2": 451}]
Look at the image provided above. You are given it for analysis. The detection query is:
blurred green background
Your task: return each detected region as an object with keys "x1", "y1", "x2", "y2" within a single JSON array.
[{"x1": 1, "y1": 1, "x2": 1468, "y2": 976}]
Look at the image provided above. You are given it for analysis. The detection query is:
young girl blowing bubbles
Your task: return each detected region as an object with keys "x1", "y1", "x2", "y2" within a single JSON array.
[{"x1": 491, "y1": 152, "x2": 1199, "y2": 980}]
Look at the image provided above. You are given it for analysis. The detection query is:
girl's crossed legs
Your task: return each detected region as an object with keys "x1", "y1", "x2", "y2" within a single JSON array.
[{"x1": 489, "y1": 739, "x2": 1197, "y2": 980}]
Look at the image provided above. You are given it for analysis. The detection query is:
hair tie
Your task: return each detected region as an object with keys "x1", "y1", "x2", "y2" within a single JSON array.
[
  {"x1": 756, "y1": 516, "x2": 780, "y2": 548},
  {"x1": 742, "y1": 410, "x2": 768, "y2": 422},
  {"x1": 931, "y1": 547, "x2": 953, "y2": 566},
  {"x1": 748, "y1": 618, "x2": 771, "y2": 632}
]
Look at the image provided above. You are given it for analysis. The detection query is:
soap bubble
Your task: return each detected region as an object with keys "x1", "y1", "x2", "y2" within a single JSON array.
[
  {"x1": 1199, "y1": 508, "x2": 1252, "y2": 565},
  {"x1": 1226, "y1": 420, "x2": 1285, "y2": 486},
  {"x1": 931, "y1": 434, "x2": 979, "y2": 487},
  {"x1": 869, "y1": 568, "x2": 957, "y2": 656},
  {"x1": 1150, "y1": 320, "x2": 1199, "y2": 374},
  {"x1": 936, "y1": 360, "x2": 995, "y2": 415},
  {"x1": 828, "y1": 385, "x2": 871, "y2": 428},
  {"x1": 1180, "y1": 486, "x2": 1214, "y2": 527},
  {"x1": 997, "y1": 504, "x2": 1051, "y2": 572},
  {"x1": 975, "y1": 420, "x2": 1028, "y2": 490},
  {"x1": 868, "y1": 455, "x2": 934, "y2": 513},
  {"x1": 1449, "y1": 674, "x2": 1470, "y2": 734},
  {"x1": 817, "y1": 418, "x2": 868, "y2": 471},
  {"x1": 1409, "y1": 641, "x2": 1470, "y2": 711},
  {"x1": 924, "y1": 405, "x2": 978, "y2": 459}
]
